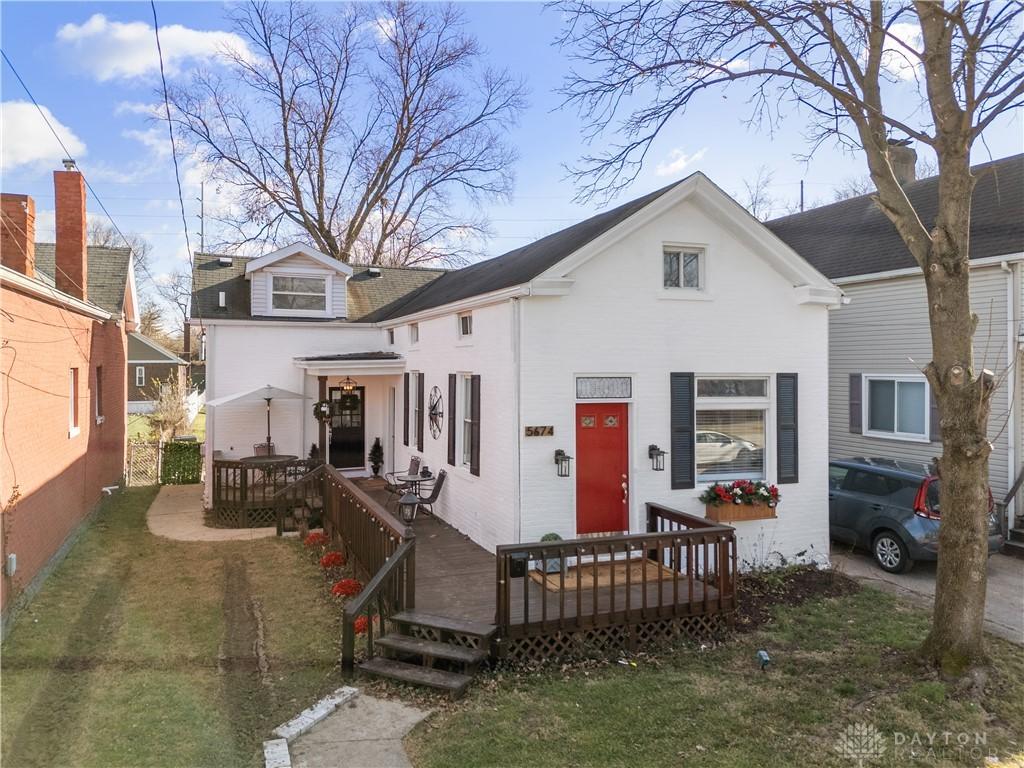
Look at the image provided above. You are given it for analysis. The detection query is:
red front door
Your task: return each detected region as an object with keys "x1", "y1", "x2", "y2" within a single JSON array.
[{"x1": 575, "y1": 403, "x2": 629, "y2": 534}]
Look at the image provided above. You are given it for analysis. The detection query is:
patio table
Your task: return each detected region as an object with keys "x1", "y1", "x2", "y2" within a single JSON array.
[
  {"x1": 396, "y1": 473, "x2": 431, "y2": 494},
  {"x1": 239, "y1": 454, "x2": 298, "y2": 465}
]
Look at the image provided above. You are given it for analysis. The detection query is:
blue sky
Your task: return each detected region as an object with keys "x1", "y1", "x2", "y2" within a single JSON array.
[{"x1": 2, "y1": 1, "x2": 1022, "y2": 293}]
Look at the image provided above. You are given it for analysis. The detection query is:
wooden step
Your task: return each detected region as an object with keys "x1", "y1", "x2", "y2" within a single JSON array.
[
  {"x1": 390, "y1": 611, "x2": 497, "y2": 639},
  {"x1": 358, "y1": 657, "x2": 472, "y2": 697},
  {"x1": 1008, "y1": 527, "x2": 1024, "y2": 543},
  {"x1": 376, "y1": 634, "x2": 487, "y2": 666},
  {"x1": 1002, "y1": 539, "x2": 1024, "y2": 560}
]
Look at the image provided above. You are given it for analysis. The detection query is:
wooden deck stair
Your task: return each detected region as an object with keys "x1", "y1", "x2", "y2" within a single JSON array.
[{"x1": 357, "y1": 611, "x2": 497, "y2": 697}]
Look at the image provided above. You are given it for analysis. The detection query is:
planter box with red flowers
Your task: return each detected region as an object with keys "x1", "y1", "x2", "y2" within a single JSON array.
[{"x1": 698, "y1": 480, "x2": 779, "y2": 522}]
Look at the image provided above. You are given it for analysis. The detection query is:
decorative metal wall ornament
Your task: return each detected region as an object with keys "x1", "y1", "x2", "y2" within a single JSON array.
[{"x1": 428, "y1": 385, "x2": 444, "y2": 439}]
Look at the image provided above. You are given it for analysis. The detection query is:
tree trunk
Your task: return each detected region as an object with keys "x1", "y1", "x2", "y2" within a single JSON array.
[{"x1": 920, "y1": 159, "x2": 993, "y2": 674}]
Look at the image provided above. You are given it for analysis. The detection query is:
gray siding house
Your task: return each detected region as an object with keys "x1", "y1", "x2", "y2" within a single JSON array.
[{"x1": 767, "y1": 152, "x2": 1024, "y2": 535}]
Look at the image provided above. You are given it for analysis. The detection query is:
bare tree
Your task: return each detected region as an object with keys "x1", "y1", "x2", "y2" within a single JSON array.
[
  {"x1": 833, "y1": 155, "x2": 940, "y2": 202},
  {"x1": 739, "y1": 165, "x2": 778, "y2": 220},
  {"x1": 146, "y1": 374, "x2": 189, "y2": 440},
  {"x1": 168, "y1": 0, "x2": 525, "y2": 267},
  {"x1": 152, "y1": 269, "x2": 192, "y2": 348},
  {"x1": 87, "y1": 220, "x2": 153, "y2": 286},
  {"x1": 557, "y1": 1, "x2": 1024, "y2": 676}
]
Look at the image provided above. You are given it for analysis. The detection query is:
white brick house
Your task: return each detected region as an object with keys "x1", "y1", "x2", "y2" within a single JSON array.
[{"x1": 194, "y1": 171, "x2": 841, "y2": 563}]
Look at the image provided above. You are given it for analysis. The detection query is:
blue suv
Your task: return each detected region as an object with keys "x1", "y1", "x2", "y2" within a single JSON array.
[{"x1": 829, "y1": 457, "x2": 1003, "y2": 573}]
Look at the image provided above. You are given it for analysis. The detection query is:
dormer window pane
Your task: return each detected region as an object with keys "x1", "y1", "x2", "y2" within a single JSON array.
[{"x1": 272, "y1": 275, "x2": 326, "y2": 310}]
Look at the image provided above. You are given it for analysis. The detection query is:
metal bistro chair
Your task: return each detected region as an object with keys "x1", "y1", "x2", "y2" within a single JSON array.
[
  {"x1": 414, "y1": 469, "x2": 447, "y2": 517},
  {"x1": 385, "y1": 456, "x2": 421, "y2": 503}
]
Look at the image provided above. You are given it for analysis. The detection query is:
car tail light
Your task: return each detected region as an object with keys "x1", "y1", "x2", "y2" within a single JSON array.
[{"x1": 913, "y1": 476, "x2": 995, "y2": 519}]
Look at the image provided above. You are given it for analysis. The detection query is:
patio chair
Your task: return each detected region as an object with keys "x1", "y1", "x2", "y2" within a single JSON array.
[
  {"x1": 414, "y1": 469, "x2": 447, "y2": 517},
  {"x1": 385, "y1": 456, "x2": 421, "y2": 502}
]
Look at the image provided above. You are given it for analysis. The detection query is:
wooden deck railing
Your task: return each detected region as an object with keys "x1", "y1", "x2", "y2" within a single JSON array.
[
  {"x1": 495, "y1": 503, "x2": 737, "y2": 639},
  {"x1": 211, "y1": 458, "x2": 317, "y2": 527},
  {"x1": 318, "y1": 466, "x2": 417, "y2": 677}
]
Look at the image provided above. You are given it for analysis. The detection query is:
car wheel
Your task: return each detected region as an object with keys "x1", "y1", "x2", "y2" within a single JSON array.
[{"x1": 872, "y1": 531, "x2": 914, "y2": 574}]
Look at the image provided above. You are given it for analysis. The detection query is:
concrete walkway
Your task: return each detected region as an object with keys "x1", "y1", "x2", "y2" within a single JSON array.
[
  {"x1": 146, "y1": 484, "x2": 277, "y2": 542},
  {"x1": 833, "y1": 551, "x2": 1023, "y2": 645},
  {"x1": 289, "y1": 693, "x2": 429, "y2": 768}
]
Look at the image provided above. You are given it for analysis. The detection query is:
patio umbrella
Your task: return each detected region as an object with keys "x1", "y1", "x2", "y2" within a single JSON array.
[{"x1": 206, "y1": 384, "x2": 306, "y2": 447}]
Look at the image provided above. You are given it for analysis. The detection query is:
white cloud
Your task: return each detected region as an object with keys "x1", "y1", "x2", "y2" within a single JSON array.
[
  {"x1": 123, "y1": 127, "x2": 172, "y2": 158},
  {"x1": 655, "y1": 147, "x2": 707, "y2": 177},
  {"x1": 0, "y1": 101, "x2": 87, "y2": 173},
  {"x1": 56, "y1": 13, "x2": 251, "y2": 82},
  {"x1": 866, "y1": 21, "x2": 922, "y2": 82},
  {"x1": 115, "y1": 101, "x2": 161, "y2": 117}
]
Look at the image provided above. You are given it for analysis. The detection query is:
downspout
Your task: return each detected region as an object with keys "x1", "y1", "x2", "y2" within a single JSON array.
[
  {"x1": 512, "y1": 296, "x2": 523, "y2": 544},
  {"x1": 203, "y1": 325, "x2": 215, "y2": 509},
  {"x1": 1002, "y1": 260, "x2": 1018, "y2": 529}
]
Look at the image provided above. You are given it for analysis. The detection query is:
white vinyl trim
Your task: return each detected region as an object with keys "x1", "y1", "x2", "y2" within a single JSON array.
[{"x1": 861, "y1": 373, "x2": 931, "y2": 443}]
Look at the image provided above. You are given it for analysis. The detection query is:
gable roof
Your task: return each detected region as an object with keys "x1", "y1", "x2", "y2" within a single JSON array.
[
  {"x1": 244, "y1": 243, "x2": 354, "y2": 276},
  {"x1": 189, "y1": 252, "x2": 445, "y2": 322},
  {"x1": 128, "y1": 331, "x2": 187, "y2": 364},
  {"x1": 358, "y1": 180, "x2": 686, "y2": 322},
  {"x1": 766, "y1": 153, "x2": 1024, "y2": 280},
  {"x1": 34, "y1": 243, "x2": 132, "y2": 315}
]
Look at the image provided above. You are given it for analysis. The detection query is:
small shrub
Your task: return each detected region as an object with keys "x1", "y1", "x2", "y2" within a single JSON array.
[
  {"x1": 331, "y1": 578, "x2": 363, "y2": 597},
  {"x1": 320, "y1": 551, "x2": 345, "y2": 569},
  {"x1": 304, "y1": 532, "x2": 328, "y2": 549},
  {"x1": 353, "y1": 615, "x2": 378, "y2": 635}
]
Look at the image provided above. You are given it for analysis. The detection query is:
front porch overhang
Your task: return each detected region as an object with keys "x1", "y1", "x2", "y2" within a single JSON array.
[{"x1": 293, "y1": 351, "x2": 405, "y2": 378}]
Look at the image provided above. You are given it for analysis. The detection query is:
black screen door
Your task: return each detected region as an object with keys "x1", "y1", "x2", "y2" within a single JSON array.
[{"x1": 329, "y1": 386, "x2": 365, "y2": 469}]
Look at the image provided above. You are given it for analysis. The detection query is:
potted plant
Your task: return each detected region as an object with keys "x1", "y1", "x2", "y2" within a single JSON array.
[
  {"x1": 368, "y1": 438, "x2": 384, "y2": 477},
  {"x1": 699, "y1": 480, "x2": 780, "y2": 522}
]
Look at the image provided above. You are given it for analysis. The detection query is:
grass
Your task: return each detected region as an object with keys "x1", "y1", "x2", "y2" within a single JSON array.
[
  {"x1": 1, "y1": 487, "x2": 342, "y2": 768},
  {"x1": 407, "y1": 589, "x2": 1024, "y2": 768},
  {"x1": 127, "y1": 407, "x2": 205, "y2": 442}
]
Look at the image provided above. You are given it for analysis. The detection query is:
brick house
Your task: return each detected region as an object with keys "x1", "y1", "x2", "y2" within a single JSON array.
[
  {"x1": 0, "y1": 165, "x2": 138, "y2": 629},
  {"x1": 127, "y1": 332, "x2": 188, "y2": 414}
]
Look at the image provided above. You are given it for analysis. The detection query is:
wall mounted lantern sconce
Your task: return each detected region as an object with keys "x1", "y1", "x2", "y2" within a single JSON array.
[
  {"x1": 554, "y1": 449, "x2": 573, "y2": 478},
  {"x1": 648, "y1": 444, "x2": 667, "y2": 471}
]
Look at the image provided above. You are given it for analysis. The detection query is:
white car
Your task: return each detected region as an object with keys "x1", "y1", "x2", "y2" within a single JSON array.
[{"x1": 696, "y1": 431, "x2": 758, "y2": 465}]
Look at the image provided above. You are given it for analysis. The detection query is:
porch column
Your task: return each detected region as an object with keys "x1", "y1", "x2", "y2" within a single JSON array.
[{"x1": 318, "y1": 376, "x2": 328, "y2": 461}]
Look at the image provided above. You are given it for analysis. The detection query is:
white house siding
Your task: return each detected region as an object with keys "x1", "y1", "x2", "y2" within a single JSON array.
[
  {"x1": 249, "y1": 253, "x2": 348, "y2": 318},
  {"x1": 517, "y1": 195, "x2": 832, "y2": 567},
  {"x1": 389, "y1": 301, "x2": 519, "y2": 553},
  {"x1": 829, "y1": 265, "x2": 1013, "y2": 498},
  {"x1": 203, "y1": 322, "x2": 388, "y2": 504}
]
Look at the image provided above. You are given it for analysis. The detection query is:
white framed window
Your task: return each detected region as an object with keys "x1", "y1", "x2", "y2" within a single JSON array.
[
  {"x1": 863, "y1": 375, "x2": 929, "y2": 441},
  {"x1": 69, "y1": 367, "x2": 80, "y2": 438},
  {"x1": 458, "y1": 312, "x2": 473, "y2": 338},
  {"x1": 461, "y1": 374, "x2": 475, "y2": 466},
  {"x1": 663, "y1": 245, "x2": 704, "y2": 290},
  {"x1": 269, "y1": 273, "x2": 329, "y2": 315},
  {"x1": 409, "y1": 323, "x2": 419, "y2": 344},
  {"x1": 135, "y1": 366, "x2": 145, "y2": 387},
  {"x1": 387, "y1": 328, "x2": 395, "y2": 345},
  {"x1": 695, "y1": 376, "x2": 769, "y2": 482}
]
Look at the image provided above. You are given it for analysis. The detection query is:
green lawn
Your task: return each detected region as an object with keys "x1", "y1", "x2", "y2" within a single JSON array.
[
  {"x1": 408, "y1": 589, "x2": 1024, "y2": 768},
  {"x1": 1, "y1": 487, "x2": 342, "y2": 768},
  {"x1": 127, "y1": 407, "x2": 205, "y2": 442}
]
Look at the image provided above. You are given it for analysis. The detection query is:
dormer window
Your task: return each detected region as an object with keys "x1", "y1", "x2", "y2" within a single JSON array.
[{"x1": 272, "y1": 275, "x2": 327, "y2": 311}]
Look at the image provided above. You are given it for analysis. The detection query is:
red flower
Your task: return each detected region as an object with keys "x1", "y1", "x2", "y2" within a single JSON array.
[
  {"x1": 320, "y1": 551, "x2": 346, "y2": 569},
  {"x1": 331, "y1": 578, "x2": 363, "y2": 597},
  {"x1": 304, "y1": 532, "x2": 328, "y2": 549},
  {"x1": 354, "y1": 615, "x2": 378, "y2": 635}
]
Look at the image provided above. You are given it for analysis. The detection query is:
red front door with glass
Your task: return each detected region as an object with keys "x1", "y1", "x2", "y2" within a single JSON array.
[{"x1": 575, "y1": 403, "x2": 629, "y2": 534}]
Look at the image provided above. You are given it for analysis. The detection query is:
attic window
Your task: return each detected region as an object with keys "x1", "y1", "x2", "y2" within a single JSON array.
[
  {"x1": 271, "y1": 275, "x2": 327, "y2": 311},
  {"x1": 664, "y1": 246, "x2": 703, "y2": 289}
]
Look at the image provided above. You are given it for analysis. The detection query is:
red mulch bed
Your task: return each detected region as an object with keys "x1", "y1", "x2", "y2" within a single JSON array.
[{"x1": 734, "y1": 566, "x2": 860, "y2": 633}]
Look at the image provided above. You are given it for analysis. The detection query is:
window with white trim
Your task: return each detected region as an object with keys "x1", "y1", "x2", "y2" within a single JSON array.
[
  {"x1": 458, "y1": 312, "x2": 473, "y2": 338},
  {"x1": 864, "y1": 375, "x2": 928, "y2": 440},
  {"x1": 695, "y1": 376, "x2": 768, "y2": 481},
  {"x1": 461, "y1": 374, "x2": 475, "y2": 466},
  {"x1": 664, "y1": 246, "x2": 703, "y2": 289},
  {"x1": 69, "y1": 367, "x2": 80, "y2": 437},
  {"x1": 409, "y1": 323, "x2": 419, "y2": 344},
  {"x1": 135, "y1": 366, "x2": 145, "y2": 388},
  {"x1": 271, "y1": 274, "x2": 327, "y2": 311}
]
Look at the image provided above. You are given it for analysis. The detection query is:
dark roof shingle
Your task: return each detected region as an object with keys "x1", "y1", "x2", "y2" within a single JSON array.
[
  {"x1": 34, "y1": 243, "x2": 132, "y2": 314},
  {"x1": 766, "y1": 154, "x2": 1024, "y2": 280}
]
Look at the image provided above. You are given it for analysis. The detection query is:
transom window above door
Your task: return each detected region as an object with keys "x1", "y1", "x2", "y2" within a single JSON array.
[
  {"x1": 663, "y1": 246, "x2": 703, "y2": 289},
  {"x1": 864, "y1": 375, "x2": 929, "y2": 440},
  {"x1": 271, "y1": 275, "x2": 327, "y2": 312}
]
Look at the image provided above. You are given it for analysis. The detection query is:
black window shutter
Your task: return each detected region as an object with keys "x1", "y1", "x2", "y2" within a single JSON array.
[
  {"x1": 849, "y1": 373, "x2": 862, "y2": 434},
  {"x1": 403, "y1": 372, "x2": 409, "y2": 447},
  {"x1": 470, "y1": 374, "x2": 481, "y2": 476},
  {"x1": 417, "y1": 372, "x2": 425, "y2": 452},
  {"x1": 447, "y1": 374, "x2": 457, "y2": 466},
  {"x1": 929, "y1": 390, "x2": 942, "y2": 442},
  {"x1": 670, "y1": 372, "x2": 695, "y2": 490},
  {"x1": 777, "y1": 373, "x2": 799, "y2": 484}
]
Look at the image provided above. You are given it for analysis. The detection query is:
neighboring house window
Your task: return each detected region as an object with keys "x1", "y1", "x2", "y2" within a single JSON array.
[
  {"x1": 387, "y1": 328, "x2": 395, "y2": 345},
  {"x1": 458, "y1": 312, "x2": 473, "y2": 338},
  {"x1": 69, "y1": 367, "x2": 80, "y2": 437},
  {"x1": 461, "y1": 374, "x2": 475, "y2": 466},
  {"x1": 95, "y1": 366, "x2": 104, "y2": 424},
  {"x1": 271, "y1": 275, "x2": 327, "y2": 311},
  {"x1": 695, "y1": 376, "x2": 769, "y2": 481},
  {"x1": 863, "y1": 375, "x2": 928, "y2": 440},
  {"x1": 409, "y1": 323, "x2": 419, "y2": 344},
  {"x1": 664, "y1": 246, "x2": 703, "y2": 289},
  {"x1": 135, "y1": 366, "x2": 145, "y2": 387}
]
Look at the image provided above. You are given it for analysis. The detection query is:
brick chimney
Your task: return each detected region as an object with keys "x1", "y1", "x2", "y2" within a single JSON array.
[
  {"x1": 0, "y1": 194, "x2": 36, "y2": 277},
  {"x1": 54, "y1": 160, "x2": 87, "y2": 301},
  {"x1": 888, "y1": 139, "x2": 917, "y2": 186}
]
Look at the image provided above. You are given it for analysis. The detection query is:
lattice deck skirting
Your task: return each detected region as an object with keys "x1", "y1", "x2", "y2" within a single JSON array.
[
  {"x1": 497, "y1": 613, "x2": 730, "y2": 662},
  {"x1": 214, "y1": 505, "x2": 277, "y2": 528}
]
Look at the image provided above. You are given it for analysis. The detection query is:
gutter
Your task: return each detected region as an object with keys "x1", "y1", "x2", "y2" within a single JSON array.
[
  {"x1": 833, "y1": 252, "x2": 1024, "y2": 286},
  {"x1": 1004, "y1": 260, "x2": 1018, "y2": 526},
  {"x1": 1, "y1": 265, "x2": 112, "y2": 321}
]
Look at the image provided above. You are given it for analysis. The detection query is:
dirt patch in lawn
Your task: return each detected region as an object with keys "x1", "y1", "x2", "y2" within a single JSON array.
[{"x1": 734, "y1": 565, "x2": 860, "y2": 633}]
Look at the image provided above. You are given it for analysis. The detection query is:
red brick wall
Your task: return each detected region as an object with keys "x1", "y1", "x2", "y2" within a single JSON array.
[{"x1": 0, "y1": 284, "x2": 127, "y2": 615}]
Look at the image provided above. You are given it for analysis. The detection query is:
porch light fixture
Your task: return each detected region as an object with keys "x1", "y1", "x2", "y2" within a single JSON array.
[
  {"x1": 341, "y1": 376, "x2": 358, "y2": 393},
  {"x1": 648, "y1": 444, "x2": 667, "y2": 472},
  {"x1": 554, "y1": 449, "x2": 573, "y2": 478},
  {"x1": 398, "y1": 490, "x2": 420, "y2": 524}
]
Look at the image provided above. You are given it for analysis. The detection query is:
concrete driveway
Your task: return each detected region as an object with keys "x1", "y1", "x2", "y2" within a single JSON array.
[{"x1": 832, "y1": 549, "x2": 1023, "y2": 646}]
